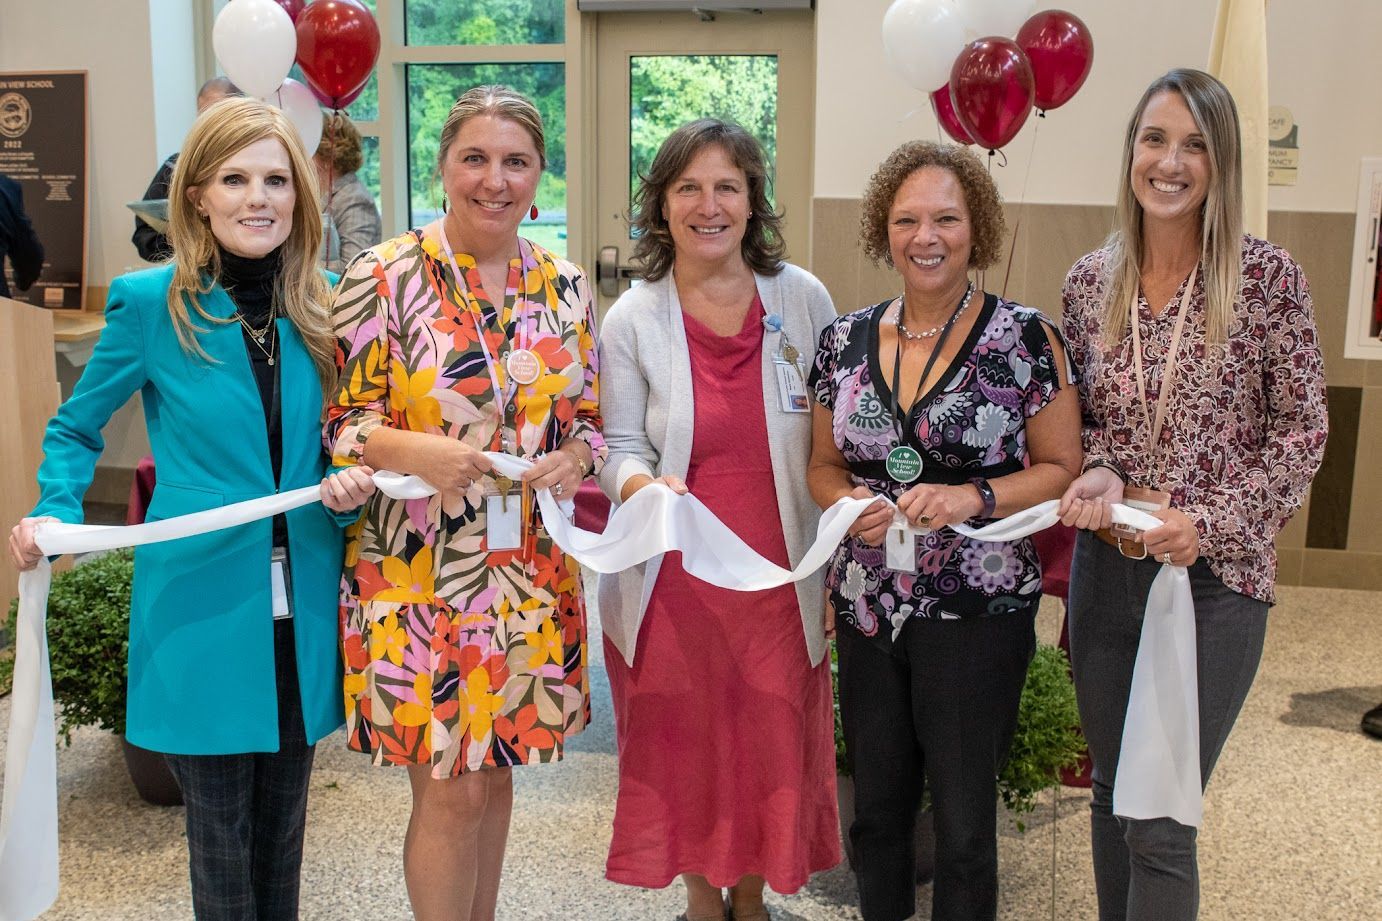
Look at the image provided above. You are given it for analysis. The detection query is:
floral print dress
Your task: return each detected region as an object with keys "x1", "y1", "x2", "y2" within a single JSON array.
[
  {"x1": 326, "y1": 229, "x2": 605, "y2": 777},
  {"x1": 808, "y1": 294, "x2": 1068, "y2": 644}
]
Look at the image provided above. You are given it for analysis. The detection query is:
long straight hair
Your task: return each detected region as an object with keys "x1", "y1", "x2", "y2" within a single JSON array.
[
  {"x1": 165, "y1": 97, "x2": 336, "y2": 395},
  {"x1": 1101, "y1": 69, "x2": 1243, "y2": 345}
]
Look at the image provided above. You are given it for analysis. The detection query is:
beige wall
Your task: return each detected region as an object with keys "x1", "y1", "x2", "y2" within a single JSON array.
[{"x1": 813, "y1": 0, "x2": 1382, "y2": 211}]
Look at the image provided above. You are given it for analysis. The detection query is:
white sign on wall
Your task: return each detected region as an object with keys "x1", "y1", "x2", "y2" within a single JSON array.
[{"x1": 1345, "y1": 157, "x2": 1382, "y2": 360}]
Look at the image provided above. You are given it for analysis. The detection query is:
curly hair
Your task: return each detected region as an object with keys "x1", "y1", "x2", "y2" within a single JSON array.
[
  {"x1": 629, "y1": 118, "x2": 785, "y2": 282},
  {"x1": 858, "y1": 140, "x2": 1006, "y2": 271}
]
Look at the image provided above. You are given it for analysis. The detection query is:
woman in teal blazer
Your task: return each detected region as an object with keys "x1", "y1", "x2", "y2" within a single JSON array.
[{"x1": 9, "y1": 99, "x2": 374, "y2": 920}]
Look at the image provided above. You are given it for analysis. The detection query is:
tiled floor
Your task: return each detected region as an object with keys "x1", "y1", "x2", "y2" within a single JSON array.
[{"x1": 2, "y1": 586, "x2": 1380, "y2": 920}]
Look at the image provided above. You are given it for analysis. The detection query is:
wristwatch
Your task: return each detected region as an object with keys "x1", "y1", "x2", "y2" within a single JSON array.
[{"x1": 968, "y1": 476, "x2": 997, "y2": 518}]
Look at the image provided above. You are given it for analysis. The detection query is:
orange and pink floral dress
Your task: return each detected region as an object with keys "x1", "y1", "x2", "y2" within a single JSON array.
[{"x1": 325, "y1": 228, "x2": 604, "y2": 777}]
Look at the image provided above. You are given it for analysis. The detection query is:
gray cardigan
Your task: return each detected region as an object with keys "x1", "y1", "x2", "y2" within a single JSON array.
[{"x1": 596, "y1": 262, "x2": 838, "y2": 667}]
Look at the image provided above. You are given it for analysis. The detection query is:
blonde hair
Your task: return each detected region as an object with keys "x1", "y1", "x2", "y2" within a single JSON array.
[
  {"x1": 166, "y1": 97, "x2": 336, "y2": 395},
  {"x1": 1101, "y1": 69, "x2": 1243, "y2": 345},
  {"x1": 436, "y1": 84, "x2": 546, "y2": 174}
]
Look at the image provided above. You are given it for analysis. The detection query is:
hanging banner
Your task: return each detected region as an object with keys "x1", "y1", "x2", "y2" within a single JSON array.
[{"x1": 0, "y1": 71, "x2": 88, "y2": 310}]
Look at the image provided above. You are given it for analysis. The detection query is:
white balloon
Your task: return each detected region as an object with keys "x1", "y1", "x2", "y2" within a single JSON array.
[
  {"x1": 956, "y1": 0, "x2": 1036, "y2": 39},
  {"x1": 265, "y1": 78, "x2": 325, "y2": 156},
  {"x1": 213, "y1": 0, "x2": 297, "y2": 99},
  {"x1": 881, "y1": 0, "x2": 969, "y2": 92}
]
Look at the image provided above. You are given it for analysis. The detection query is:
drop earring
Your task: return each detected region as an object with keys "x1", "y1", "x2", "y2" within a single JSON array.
[{"x1": 530, "y1": 204, "x2": 539, "y2": 221}]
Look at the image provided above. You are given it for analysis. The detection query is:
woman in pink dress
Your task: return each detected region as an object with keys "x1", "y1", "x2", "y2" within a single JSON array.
[{"x1": 597, "y1": 119, "x2": 841, "y2": 921}]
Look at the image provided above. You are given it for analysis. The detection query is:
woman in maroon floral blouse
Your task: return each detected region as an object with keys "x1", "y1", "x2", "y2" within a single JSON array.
[{"x1": 1058, "y1": 69, "x2": 1328, "y2": 921}]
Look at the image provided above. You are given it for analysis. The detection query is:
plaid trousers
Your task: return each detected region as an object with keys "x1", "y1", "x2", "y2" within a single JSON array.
[{"x1": 164, "y1": 619, "x2": 317, "y2": 921}]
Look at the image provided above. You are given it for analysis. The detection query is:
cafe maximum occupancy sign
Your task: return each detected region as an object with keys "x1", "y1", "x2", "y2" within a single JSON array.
[{"x1": 0, "y1": 71, "x2": 87, "y2": 310}]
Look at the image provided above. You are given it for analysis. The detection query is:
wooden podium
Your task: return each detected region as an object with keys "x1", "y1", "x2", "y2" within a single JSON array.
[{"x1": 1, "y1": 296, "x2": 61, "y2": 609}]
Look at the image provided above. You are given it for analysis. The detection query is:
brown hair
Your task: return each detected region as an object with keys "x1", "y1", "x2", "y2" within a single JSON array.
[
  {"x1": 629, "y1": 118, "x2": 786, "y2": 282},
  {"x1": 1100, "y1": 68, "x2": 1243, "y2": 345},
  {"x1": 858, "y1": 140, "x2": 1005, "y2": 270},
  {"x1": 316, "y1": 111, "x2": 363, "y2": 175},
  {"x1": 166, "y1": 97, "x2": 336, "y2": 396},
  {"x1": 436, "y1": 84, "x2": 546, "y2": 172}
]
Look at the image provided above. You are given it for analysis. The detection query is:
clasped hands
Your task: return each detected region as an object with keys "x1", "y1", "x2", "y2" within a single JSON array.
[
  {"x1": 844, "y1": 483, "x2": 984, "y2": 546},
  {"x1": 411, "y1": 436, "x2": 588, "y2": 501},
  {"x1": 1057, "y1": 465, "x2": 1200, "y2": 567}
]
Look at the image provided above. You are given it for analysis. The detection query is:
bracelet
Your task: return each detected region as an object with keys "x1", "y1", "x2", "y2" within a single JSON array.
[
  {"x1": 968, "y1": 476, "x2": 997, "y2": 518},
  {"x1": 1084, "y1": 459, "x2": 1128, "y2": 484}
]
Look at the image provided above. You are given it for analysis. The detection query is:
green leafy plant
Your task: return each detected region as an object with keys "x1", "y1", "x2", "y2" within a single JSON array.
[
  {"x1": 832, "y1": 641, "x2": 1084, "y2": 824},
  {"x1": 7, "y1": 550, "x2": 134, "y2": 743}
]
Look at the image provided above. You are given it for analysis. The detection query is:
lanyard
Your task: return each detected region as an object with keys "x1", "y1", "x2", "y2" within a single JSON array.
[
  {"x1": 437, "y1": 224, "x2": 533, "y2": 452},
  {"x1": 888, "y1": 283, "x2": 972, "y2": 445},
  {"x1": 1130, "y1": 264, "x2": 1197, "y2": 476}
]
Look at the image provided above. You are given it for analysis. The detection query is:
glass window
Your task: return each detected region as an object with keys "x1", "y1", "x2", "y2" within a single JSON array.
[
  {"x1": 406, "y1": 63, "x2": 566, "y2": 256},
  {"x1": 405, "y1": 0, "x2": 563, "y2": 46},
  {"x1": 358, "y1": 135, "x2": 381, "y2": 214},
  {"x1": 629, "y1": 55, "x2": 779, "y2": 213}
]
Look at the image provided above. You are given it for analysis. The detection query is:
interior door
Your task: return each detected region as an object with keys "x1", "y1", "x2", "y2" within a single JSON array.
[{"x1": 589, "y1": 8, "x2": 815, "y2": 313}]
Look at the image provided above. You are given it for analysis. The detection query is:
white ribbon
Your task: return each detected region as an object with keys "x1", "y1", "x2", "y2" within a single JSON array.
[{"x1": 0, "y1": 467, "x2": 1198, "y2": 920}]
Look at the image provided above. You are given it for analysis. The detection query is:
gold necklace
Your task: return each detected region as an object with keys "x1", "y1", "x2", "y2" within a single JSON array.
[
  {"x1": 234, "y1": 302, "x2": 277, "y2": 344},
  {"x1": 240, "y1": 313, "x2": 278, "y2": 365}
]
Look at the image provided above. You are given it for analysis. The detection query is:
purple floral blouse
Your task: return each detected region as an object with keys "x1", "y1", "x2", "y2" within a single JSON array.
[
  {"x1": 809, "y1": 294, "x2": 1069, "y2": 641},
  {"x1": 1061, "y1": 235, "x2": 1328, "y2": 604}
]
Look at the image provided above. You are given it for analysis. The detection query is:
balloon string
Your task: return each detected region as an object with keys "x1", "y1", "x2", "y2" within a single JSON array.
[{"x1": 1001, "y1": 115, "x2": 1041, "y2": 298}]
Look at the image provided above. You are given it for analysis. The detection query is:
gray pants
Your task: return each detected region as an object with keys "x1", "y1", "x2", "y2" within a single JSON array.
[{"x1": 1068, "y1": 532, "x2": 1267, "y2": 921}]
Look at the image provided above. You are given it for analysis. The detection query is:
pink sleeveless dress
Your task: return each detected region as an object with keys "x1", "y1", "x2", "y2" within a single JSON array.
[{"x1": 603, "y1": 295, "x2": 841, "y2": 892}]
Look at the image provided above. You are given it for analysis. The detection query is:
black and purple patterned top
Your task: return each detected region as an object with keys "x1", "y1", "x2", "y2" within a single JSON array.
[{"x1": 808, "y1": 293, "x2": 1069, "y2": 641}]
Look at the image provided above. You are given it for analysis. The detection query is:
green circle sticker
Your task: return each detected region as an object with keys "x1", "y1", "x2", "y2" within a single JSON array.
[{"x1": 886, "y1": 445, "x2": 923, "y2": 483}]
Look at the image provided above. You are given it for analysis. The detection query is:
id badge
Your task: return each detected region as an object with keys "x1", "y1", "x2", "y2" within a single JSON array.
[
  {"x1": 1111, "y1": 485, "x2": 1171, "y2": 539},
  {"x1": 774, "y1": 357, "x2": 810, "y2": 413},
  {"x1": 485, "y1": 493, "x2": 522, "y2": 550},
  {"x1": 885, "y1": 522, "x2": 917, "y2": 573},
  {"x1": 270, "y1": 547, "x2": 293, "y2": 620}
]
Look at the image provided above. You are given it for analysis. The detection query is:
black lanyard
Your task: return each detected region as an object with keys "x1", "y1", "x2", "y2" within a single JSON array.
[{"x1": 888, "y1": 283, "x2": 971, "y2": 446}]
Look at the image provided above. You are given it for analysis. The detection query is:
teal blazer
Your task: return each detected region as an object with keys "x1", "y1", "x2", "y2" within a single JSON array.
[{"x1": 34, "y1": 265, "x2": 348, "y2": 754}]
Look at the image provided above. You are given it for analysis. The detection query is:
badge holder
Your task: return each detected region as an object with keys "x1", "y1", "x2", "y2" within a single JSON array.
[
  {"x1": 485, "y1": 475, "x2": 522, "y2": 551},
  {"x1": 773, "y1": 352, "x2": 810, "y2": 413},
  {"x1": 885, "y1": 511, "x2": 928, "y2": 573},
  {"x1": 1110, "y1": 485, "x2": 1171, "y2": 558},
  {"x1": 270, "y1": 547, "x2": 294, "y2": 620}
]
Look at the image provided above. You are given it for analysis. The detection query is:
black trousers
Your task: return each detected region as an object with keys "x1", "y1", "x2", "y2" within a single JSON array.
[
  {"x1": 837, "y1": 610, "x2": 1036, "y2": 921},
  {"x1": 164, "y1": 619, "x2": 316, "y2": 921}
]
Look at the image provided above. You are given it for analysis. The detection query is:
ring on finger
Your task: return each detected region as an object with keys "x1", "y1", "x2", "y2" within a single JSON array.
[
  {"x1": 553, "y1": 483, "x2": 564, "y2": 496},
  {"x1": 917, "y1": 514, "x2": 932, "y2": 525},
  {"x1": 1161, "y1": 551, "x2": 1173, "y2": 565}
]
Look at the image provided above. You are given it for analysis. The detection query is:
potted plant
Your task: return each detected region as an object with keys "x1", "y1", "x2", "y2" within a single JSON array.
[
  {"x1": 832, "y1": 643, "x2": 1085, "y2": 873},
  {"x1": 9, "y1": 549, "x2": 182, "y2": 806}
]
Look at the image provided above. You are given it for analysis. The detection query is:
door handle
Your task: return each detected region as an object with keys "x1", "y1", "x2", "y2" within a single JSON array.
[{"x1": 596, "y1": 245, "x2": 641, "y2": 298}]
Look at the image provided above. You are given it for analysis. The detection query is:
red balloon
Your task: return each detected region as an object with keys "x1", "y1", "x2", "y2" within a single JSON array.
[
  {"x1": 949, "y1": 38, "x2": 1035, "y2": 151},
  {"x1": 1016, "y1": 9, "x2": 1094, "y2": 112},
  {"x1": 296, "y1": 0, "x2": 380, "y2": 110},
  {"x1": 275, "y1": 0, "x2": 306, "y2": 23},
  {"x1": 930, "y1": 83, "x2": 974, "y2": 145}
]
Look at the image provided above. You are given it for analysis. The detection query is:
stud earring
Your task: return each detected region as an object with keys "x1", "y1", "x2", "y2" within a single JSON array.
[{"x1": 530, "y1": 204, "x2": 539, "y2": 221}]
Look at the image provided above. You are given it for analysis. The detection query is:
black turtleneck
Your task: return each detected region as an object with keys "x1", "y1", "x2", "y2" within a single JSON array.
[{"x1": 217, "y1": 244, "x2": 288, "y2": 549}]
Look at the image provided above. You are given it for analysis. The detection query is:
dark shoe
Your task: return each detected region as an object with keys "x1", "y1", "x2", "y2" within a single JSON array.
[{"x1": 1363, "y1": 703, "x2": 1382, "y2": 739}]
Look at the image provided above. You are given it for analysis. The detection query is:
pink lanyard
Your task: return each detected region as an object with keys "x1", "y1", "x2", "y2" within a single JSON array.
[
  {"x1": 437, "y1": 225, "x2": 533, "y2": 452},
  {"x1": 1129, "y1": 263, "x2": 1197, "y2": 479}
]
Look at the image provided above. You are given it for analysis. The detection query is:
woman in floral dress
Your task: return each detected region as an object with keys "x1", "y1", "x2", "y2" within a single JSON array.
[
  {"x1": 325, "y1": 85, "x2": 603, "y2": 921},
  {"x1": 806, "y1": 141, "x2": 1082, "y2": 921}
]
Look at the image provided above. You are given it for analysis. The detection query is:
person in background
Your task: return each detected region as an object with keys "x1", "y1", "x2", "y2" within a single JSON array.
[
  {"x1": 1059, "y1": 68, "x2": 1328, "y2": 921},
  {"x1": 0, "y1": 172, "x2": 44, "y2": 298},
  {"x1": 326, "y1": 84, "x2": 602, "y2": 921},
  {"x1": 315, "y1": 111, "x2": 382, "y2": 274},
  {"x1": 10, "y1": 97, "x2": 375, "y2": 920},
  {"x1": 131, "y1": 76, "x2": 240, "y2": 262},
  {"x1": 807, "y1": 140, "x2": 1081, "y2": 921},
  {"x1": 598, "y1": 118, "x2": 841, "y2": 921}
]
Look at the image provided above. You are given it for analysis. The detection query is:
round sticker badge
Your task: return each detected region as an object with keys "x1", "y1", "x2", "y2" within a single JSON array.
[
  {"x1": 885, "y1": 445, "x2": 923, "y2": 483},
  {"x1": 506, "y1": 348, "x2": 542, "y2": 385}
]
